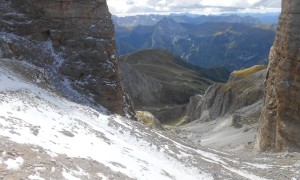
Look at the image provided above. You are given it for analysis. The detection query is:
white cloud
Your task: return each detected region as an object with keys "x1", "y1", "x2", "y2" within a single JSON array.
[{"x1": 107, "y1": 0, "x2": 281, "y2": 16}]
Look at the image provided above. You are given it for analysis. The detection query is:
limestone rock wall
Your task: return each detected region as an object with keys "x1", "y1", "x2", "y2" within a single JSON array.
[
  {"x1": 185, "y1": 70, "x2": 266, "y2": 126},
  {"x1": 0, "y1": 0, "x2": 134, "y2": 117},
  {"x1": 255, "y1": 0, "x2": 300, "y2": 152}
]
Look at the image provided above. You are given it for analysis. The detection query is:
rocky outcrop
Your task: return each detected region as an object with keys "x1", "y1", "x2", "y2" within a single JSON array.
[
  {"x1": 185, "y1": 68, "x2": 266, "y2": 127},
  {"x1": 255, "y1": 0, "x2": 300, "y2": 152},
  {"x1": 0, "y1": 0, "x2": 134, "y2": 116}
]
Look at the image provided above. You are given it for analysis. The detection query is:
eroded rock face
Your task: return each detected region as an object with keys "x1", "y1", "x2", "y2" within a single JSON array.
[
  {"x1": 255, "y1": 0, "x2": 300, "y2": 152},
  {"x1": 0, "y1": 0, "x2": 134, "y2": 116},
  {"x1": 185, "y1": 69, "x2": 266, "y2": 126}
]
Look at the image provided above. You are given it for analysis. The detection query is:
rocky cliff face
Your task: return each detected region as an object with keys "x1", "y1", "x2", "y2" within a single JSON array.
[
  {"x1": 255, "y1": 0, "x2": 300, "y2": 152},
  {"x1": 176, "y1": 68, "x2": 267, "y2": 150},
  {"x1": 185, "y1": 68, "x2": 266, "y2": 127},
  {"x1": 0, "y1": 0, "x2": 134, "y2": 116}
]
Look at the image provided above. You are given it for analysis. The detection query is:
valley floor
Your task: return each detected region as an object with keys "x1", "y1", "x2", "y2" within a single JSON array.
[{"x1": 0, "y1": 59, "x2": 299, "y2": 180}]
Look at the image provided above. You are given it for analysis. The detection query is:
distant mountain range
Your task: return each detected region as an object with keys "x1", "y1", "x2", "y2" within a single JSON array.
[
  {"x1": 114, "y1": 16, "x2": 275, "y2": 70},
  {"x1": 233, "y1": 13, "x2": 280, "y2": 24},
  {"x1": 112, "y1": 13, "x2": 280, "y2": 27}
]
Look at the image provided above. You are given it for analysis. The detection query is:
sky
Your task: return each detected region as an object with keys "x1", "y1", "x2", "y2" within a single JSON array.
[{"x1": 107, "y1": 0, "x2": 281, "y2": 16}]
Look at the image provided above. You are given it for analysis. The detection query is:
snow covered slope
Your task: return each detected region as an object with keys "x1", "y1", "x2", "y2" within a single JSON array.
[
  {"x1": 0, "y1": 59, "x2": 211, "y2": 179},
  {"x1": 0, "y1": 58, "x2": 299, "y2": 179}
]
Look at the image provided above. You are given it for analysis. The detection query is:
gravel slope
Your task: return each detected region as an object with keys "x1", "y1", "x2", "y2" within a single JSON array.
[{"x1": 0, "y1": 59, "x2": 299, "y2": 180}]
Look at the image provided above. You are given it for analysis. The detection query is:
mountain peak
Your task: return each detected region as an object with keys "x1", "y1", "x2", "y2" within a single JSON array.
[
  {"x1": 158, "y1": 17, "x2": 178, "y2": 26},
  {"x1": 153, "y1": 17, "x2": 186, "y2": 40}
]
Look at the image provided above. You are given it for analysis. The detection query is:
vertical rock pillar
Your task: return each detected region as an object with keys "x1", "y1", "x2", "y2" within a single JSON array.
[{"x1": 255, "y1": 0, "x2": 300, "y2": 152}]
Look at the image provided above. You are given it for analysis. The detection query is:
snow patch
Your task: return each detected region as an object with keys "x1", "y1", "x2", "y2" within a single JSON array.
[
  {"x1": 97, "y1": 173, "x2": 108, "y2": 180},
  {"x1": 295, "y1": 160, "x2": 300, "y2": 167},
  {"x1": 71, "y1": 167, "x2": 90, "y2": 179},
  {"x1": 62, "y1": 167, "x2": 90, "y2": 180},
  {"x1": 223, "y1": 166, "x2": 268, "y2": 180},
  {"x1": 245, "y1": 162, "x2": 272, "y2": 169},
  {"x1": 28, "y1": 175, "x2": 45, "y2": 180},
  {"x1": 4, "y1": 157, "x2": 24, "y2": 170},
  {"x1": 62, "y1": 169, "x2": 81, "y2": 180}
]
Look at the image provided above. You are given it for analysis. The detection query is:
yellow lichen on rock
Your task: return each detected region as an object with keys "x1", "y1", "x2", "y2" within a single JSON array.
[
  {"x1": 136, "y1": 111, "x2": 164, "y2": 130},
  {"x1": 232, "y1": 65, "x2": 267, "y2": 78}
]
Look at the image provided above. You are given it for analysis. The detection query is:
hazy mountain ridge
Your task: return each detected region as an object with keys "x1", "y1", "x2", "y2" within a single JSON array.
[
  {"x1": 113, "y1": 14, "x2": 264, "y2": 27},
  {"x1": 233, "y1": 13, "x2": 280, "y2": 24},
  {"x1": 115, "y1": 17, "x2": 275, "y2": 70}
]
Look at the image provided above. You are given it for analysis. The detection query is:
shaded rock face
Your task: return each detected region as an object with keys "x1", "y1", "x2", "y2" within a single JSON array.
[
  {"x1": 0, "y1": 0, "x2": 134, "y2": 116},
  {"x1": 119, "y1": 61, "x2": 164, "y2": 107},
  {"x1": 185, "y1": 69, "x2": 266, "y2": 127},
  {"x1": 255, "y1": 0, "x2": 300, "y2": 152},
  {"x1": 185, "y1": 95, "x2": 204, "y2": 123},
  {"x1": 119, "y1": 60, "x2": 188, "y2": 123}
]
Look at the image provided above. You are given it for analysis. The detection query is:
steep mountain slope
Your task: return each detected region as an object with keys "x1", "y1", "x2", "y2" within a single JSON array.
[
  {"x1": 1, "y1": 58, "x2": 299, "y2": 180},
  {"x1": 115, "y1": 18, "x2": 275, "y2": 70},
  {"x1": 0, "y1": 59, "x2": 209, "y2": 179},
  {"x1": 118, "y1": 49, "x2": 230, "y2": 123},
  {"x1": 176, "y1": 66, "x2": 267, "y2": 150},
  {"x1": 255, "y1": 0, "x2": 300, "y2": 152},
  {"x1": 0, "y1": 0, "x2": 133, "y2": 116},
  {"x1": 119, "y1": 49, "x2": 215, "y2": 105}
]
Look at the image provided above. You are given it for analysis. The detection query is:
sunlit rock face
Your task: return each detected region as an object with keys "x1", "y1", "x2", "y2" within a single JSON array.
[
  {"x1": 0, "y1": 0, "x2": 134, "y2": 116},
  {"x1": 255, "y1": 0, "x2": 300, "y2": 152}
]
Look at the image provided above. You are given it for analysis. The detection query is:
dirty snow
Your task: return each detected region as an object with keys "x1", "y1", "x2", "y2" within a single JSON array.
[
  {"x1": 28, "y1": 175, "x2": 45, "y2": 180},
  {"x1": 4, "y1": 157, "x2": 24, "y2": 170},
  {"x1": 62, "y1": 170, "x2": 81, "y2": 180},
  {"x1": 0, "y1": 60, "x2": 212, "y2": 179}
]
